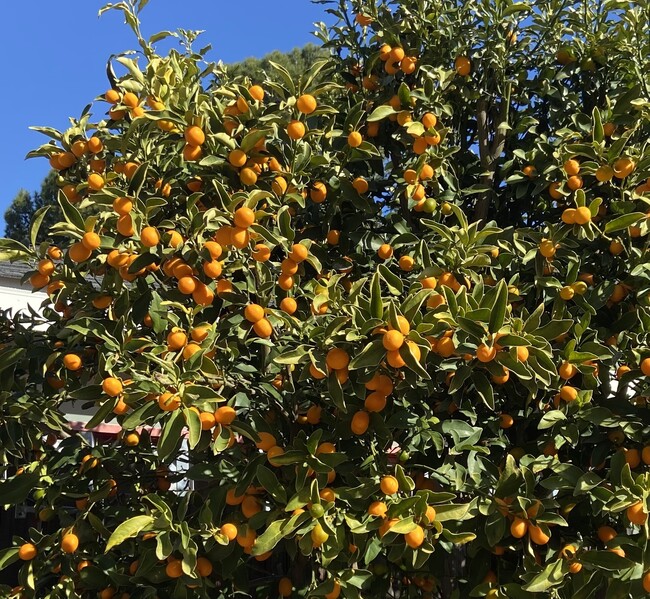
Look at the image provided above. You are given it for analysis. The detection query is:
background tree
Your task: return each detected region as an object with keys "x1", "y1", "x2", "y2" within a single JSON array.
[
  {"x1": 3, "y1": 172, "x2": 62, "y2": 246},
  {"x1": 0, "y1": 0, "x2": 649, "y2": 598},
  {"x1": 226, "y1": 43, "x2": 328, "y2": 81},
  {"x1": 3, "y1": 190, "x2": 33, "y2": 246}
]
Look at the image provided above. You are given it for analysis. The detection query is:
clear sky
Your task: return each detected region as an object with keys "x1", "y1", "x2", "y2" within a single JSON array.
[{"x1": 0, "y1": 0, "x2": 330, "y2": 236}]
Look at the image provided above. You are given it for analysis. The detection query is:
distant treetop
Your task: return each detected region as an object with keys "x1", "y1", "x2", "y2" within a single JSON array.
[{"x1": 226, "y1": 43, "x2": 328, "y2": 81}]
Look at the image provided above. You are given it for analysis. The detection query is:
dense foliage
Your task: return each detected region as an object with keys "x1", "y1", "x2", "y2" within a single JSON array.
[
  {"x1": 3, "y1": 47, "x2": 325, "y2": 246},
  {"x1": 1, "y1": 0, "x2": 649, "y2": 597}
]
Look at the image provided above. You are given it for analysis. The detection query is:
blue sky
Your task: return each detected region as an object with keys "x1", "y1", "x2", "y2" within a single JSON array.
[{"x1": 0, "y1": 0, "x2": 330, "y2": 235}]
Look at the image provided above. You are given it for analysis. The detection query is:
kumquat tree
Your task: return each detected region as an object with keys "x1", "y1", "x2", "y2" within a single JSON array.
[{"x1": 1, "y1": 0, "x2": 650, "y2": 597}]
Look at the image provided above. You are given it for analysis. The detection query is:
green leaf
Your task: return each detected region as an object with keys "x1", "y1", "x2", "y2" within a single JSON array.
[
  {"x1": 257, "y1": 466, "x2": 288, "y2": 504},
  {"x1": 592, "y1": 107, "x2": 604, "y2": 143},
  {"x1": 121, "y1": 402, "x2": 159, "y2": 430},
  {"x1": 149, "y1": 30, "x2": 175, "y2": 44},
  {"x1": 302, "y1": 58, "x2": 331, "y2": 91},
  {"x1": 28, "y1": 126, "x2": 63, "y2": 141},
  {"x1": 241, "y1": 128, "x2": 272, "y2": 154},
  {"x1": 567, "y1": 351, "x2": 599, "y2": 363},
  {"x1": 155, "y1": 531, "x2": 173, "y2": 560},
  {"x1": 502, "y1": 3, "x2": 532, "y2": 16},
  {"x1": 341, "y1": 570, "x2": 373, "y2": 588},
  {"x1": 105, "y1": 515, "x2": 155, "y2": 552},
  {"x1": 571, "y1": 573, "x2": 607, "y2": 599},
  {"x1": 389, "y1": 517, "x2": 416, "y2": 534},
  {"x1": 394, "y1": 464, "x2": 415, "y2": 492},
  {"x1": 397, "y1": 82, "x2": 411, "y2": 107},
  {"x1": 378, "y1": 264, "x2": 403, "y2": 294},
  {"x1": 523, "y1": 303, "x2": 545, "y2": 332},
  {"x1": 0, "y1": 347, "x2": 25, "y2": 374},
  {"x1": 400, "y1": 342, "x2": 430, "y2": 380},
  {"x1": 494, "y1": 334, "x2": 528, "y2": 347},
  {"x1": 127, "y1": 163, "x2": 149, "y2": 197},
  {"x1": 264, "y1": 449, "x2": 306, "y2": 466},
  {"x1": 574, "y1": 472, "x2": 602, "y2": 493},
  {"x1": 0, "y1": 547, "x2": 19, "y2": 571},
  {"x1": 488, "y1": 280, "x2": 508, "y2": 333},
  {"x1": 522, "y1": 559, "x2": 565, "y2": 592},
  {"x1": 604, "y1": 212, "x2": 645, "y2": 234},
  {"x1": 275, "y1": 346, "x2": 310, "y2": 365},
  {"x1": 349, "y1": 339, "x2": 386, "y2": 370},
  {"x1": 367, "y1": 105, "x2": 397, "y2": 122},
  {"x1": 286, "y1": 487, "x2": 312, "y2": 512},
  {"x1": 30, "y1": 206, "x2": 50, "y2": 248},
  {"x1": 473, "y1": 372, "x2": 495, "y2": 409},
  {"x1": 184, "y1": 407, "x2": 202, "y2": 450},
  {"x1": 327, "y1": 372, "x2": 347, "y2": 412},
  {"x1": 143, "y1": 494, "x2": 174, "y2": 523},
  {"x1": 539, "y1": 410, "x2": 566, "y2": 430},
  {"x1": 441, "y1": 530, "x2": 476, "y2": 544},
  {"x1": 211, "y1": 133, "x2": 236, "y2": 150},
  {"x1": 535, "y1": 319, "x2": 573, "y2": 340},
  {"x1": 485, "y1": 511, "x2": 506, "y2": 547},
  {"x1": 83, "y1": 398, "x2": 118, "y2": 430},
  {"x1": 370, "y1": 271, "x2": 383, "y2": 319},
  {"x1": 0, "y1": 238, "x2": 32, "y2": 261},
  {"x1": 58, "y1": 192, "x2": 85, "y2": 231},
  {"x1": 127, "y1": 252, "x2": 158, "y2": 274},
  {"x1": 406, "y1": 121, "x2": 425, "y2": 137},
  {"x1": 0, "y1": 473, "x2": 41, "y2": 506},
  {"x1": 579, "y1": 551, "x2": 636, "y2": 571},
  {"x1": 434, "y1": 503, "x2": 470, "y2": 522},
  {"x1": 115, "y1": 56, "x2": 145, "y2": 84},
  {"x1": 87, "y1": 512, "x2": 112, "y2": 539},
  {"x1": 457, "y1": 317, "x2": 486, "y2": 339},
  {"x1": 149, "y1": 290, "x2": 168, "y2": 334},
  {"x1": 250, "y1": 223, "x2": 283, "y2": 247},
  {"x1": 269, "y1": 61, "x2": 296, "y2": 95},
  {"x1": 278, "y1": 206, "x2": 295, "y2": 241},
  {"x1": 251, "y1": 512, "x2": 307, "y2": 555},
  {"x1": 401, "y1": 289, "x2": 430, "y2": 322},
  {"x1": 69, "y1": 384, "x2": 103, "y2": 401},
  {"x1": 157, "y1": 410, "x2": 185, "y2": 461},
  {"x1": 448, "y1": 364, "x2": 472, "y2": 393},
  {"x1": 293, "y1": 141, "x2": 313, "y2": 175}
]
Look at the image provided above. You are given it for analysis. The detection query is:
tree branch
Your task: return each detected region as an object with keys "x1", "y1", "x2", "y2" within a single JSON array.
[
  {"x1": 473, "y1": 98, "x2": 494, "y2": 225},
  {"x1": 473, "y1": 92, "x2": 509, "y2": 225}
]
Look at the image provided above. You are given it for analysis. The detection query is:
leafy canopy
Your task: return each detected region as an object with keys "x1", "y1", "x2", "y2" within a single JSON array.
[{"x1": 0, "y1": 0, "x2": 649, "y2": 598}]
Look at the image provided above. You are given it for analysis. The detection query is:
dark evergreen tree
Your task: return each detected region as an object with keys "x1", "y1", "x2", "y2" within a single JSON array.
[
  {"x1": 226, "y1": 43, "x2": 328, "y2": 81},
  {"x1": 3, "y1": 171, "x2": 62, "y2": 246}
]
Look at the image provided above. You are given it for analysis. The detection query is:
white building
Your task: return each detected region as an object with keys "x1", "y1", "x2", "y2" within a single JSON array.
[{"x1": 0, "y1": 262, "x2": 47, "y2": 317}]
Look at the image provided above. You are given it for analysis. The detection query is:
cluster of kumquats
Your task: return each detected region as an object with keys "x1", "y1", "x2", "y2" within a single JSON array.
[{"x1": 2, "y1": 0, "x2": 650, "y2": 598}]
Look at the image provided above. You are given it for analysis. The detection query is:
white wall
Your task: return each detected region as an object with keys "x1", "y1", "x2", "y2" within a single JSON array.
[{"x1": 0, "y1": 276, "x2": 47, "y2": 320}]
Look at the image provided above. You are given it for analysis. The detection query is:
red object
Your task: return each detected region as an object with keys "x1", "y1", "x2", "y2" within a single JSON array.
[{"x1": 67, "y1": 421, "x2": 163, "y2": 439}]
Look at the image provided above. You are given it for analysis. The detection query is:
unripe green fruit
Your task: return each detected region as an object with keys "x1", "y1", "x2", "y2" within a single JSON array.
[{"x1": 423, "y1": 198, "x2": 437, "y2": 213}]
